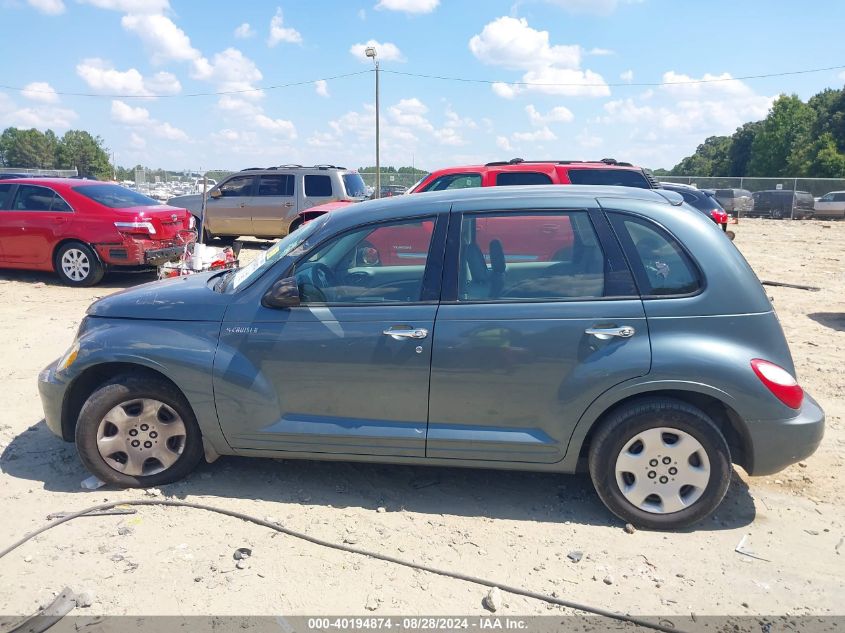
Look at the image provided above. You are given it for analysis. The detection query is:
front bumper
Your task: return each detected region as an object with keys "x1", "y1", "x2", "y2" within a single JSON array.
[
  {"x1": 38, "y1": 360, "x2": 71, "y2": 441},
  {"x1": 744, "y1": 392, "x2": 825, "y2": 476}
]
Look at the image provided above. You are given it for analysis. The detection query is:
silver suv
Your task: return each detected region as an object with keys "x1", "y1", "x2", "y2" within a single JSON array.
[{"x1": 168, "y1": 165, "x2": 367, "y2": 241}]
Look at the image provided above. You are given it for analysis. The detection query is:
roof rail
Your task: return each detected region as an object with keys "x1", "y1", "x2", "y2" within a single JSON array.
[{"x1": 241, "y1": 167, "x2": 265, "y2": 171}]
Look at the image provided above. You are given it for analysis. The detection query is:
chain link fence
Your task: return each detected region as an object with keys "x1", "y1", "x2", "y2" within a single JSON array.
[
  {"x1": 659, "y1": 176, "x2": 845, "y2": 220},
  {"x1": 358, "y1": 171, "x2": 428, "y2": 195}
]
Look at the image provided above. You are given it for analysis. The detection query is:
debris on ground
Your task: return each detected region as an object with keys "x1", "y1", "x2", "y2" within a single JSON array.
[
  {"x1": 735, "y1": 534, "x2": 771, "y2": 562},
  {"x1": 624, "y1": 523, "x2": 636, "y2": 534},
  {"x1": 567, "y1": 550, "x2": 583, "y2": 563},
  {"x1": 365, "y1": 595, "x2": 381, "y2": 611},
  {"x1": 233, "y1": 548, "x2": 252, "y2": 560},
  {"x1": 603, "y1": 575, "x2": 614, "y2": 585},
  {"x1": 80, "y1": 475, "x2": 104, "y2": 490},
  {"x1": 482, "y1": 587, "x2": 503, "y2": 612}
]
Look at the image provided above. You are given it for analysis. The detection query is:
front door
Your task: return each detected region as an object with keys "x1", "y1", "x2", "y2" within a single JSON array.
[
  {"x1": 427, "y1": 207, "x2": 651, "y2": 463},
  {"x1": 204, "y1": 174, "x2": 255, "y2": 237},
  {"x1": 0, "y1": 184, "x2": 73, "y2": 265},
  {"x1": 215, "y1": 212, "x2": 447, "y2": 457},
  {"x1": 249, "y1": 174, "x2": 297, "y2": 237}
]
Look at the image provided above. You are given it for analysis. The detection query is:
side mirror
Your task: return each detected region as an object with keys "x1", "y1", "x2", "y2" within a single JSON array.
[
  {"x1": 262, "y1": 276, "x2": 300, "y2": 309},
  {"x1": 209, "y1": 189, "x2": 222, "y2": 199}
]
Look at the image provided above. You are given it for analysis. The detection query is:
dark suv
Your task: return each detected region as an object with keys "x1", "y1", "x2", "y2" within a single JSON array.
[{"x1": 750, "y1": 190, "x2": 815, "y2": 220}]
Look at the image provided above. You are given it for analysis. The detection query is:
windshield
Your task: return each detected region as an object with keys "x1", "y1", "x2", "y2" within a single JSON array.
[
  {"x1": 342, "y1": 173, "x2": 368, "y2": 198},
  {"x1": 73, "y1": 184, "x2": 160, "y2": 208},
  {"x1": 228, "y1": 216, "x2": 328, "y2": 292}
]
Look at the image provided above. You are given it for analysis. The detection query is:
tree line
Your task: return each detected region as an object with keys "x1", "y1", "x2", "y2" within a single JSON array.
[
  {"x1": 656, "y1": 87, "x2": 845, "y2": 177},
  {"x1": 0, "y1": 127, "x2": 112, "y2": 179}
]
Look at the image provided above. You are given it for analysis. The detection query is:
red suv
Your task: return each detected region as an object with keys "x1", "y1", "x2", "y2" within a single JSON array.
[{"x1": 0, "y1": 179, "x2": 193, "y2": 286}]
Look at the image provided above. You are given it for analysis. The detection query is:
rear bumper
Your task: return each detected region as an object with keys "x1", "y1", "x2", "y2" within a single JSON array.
[
  {"x1": 95, "y1": 239, "x2": 185, "y2": 267},
  {"x1": 38, "y1": 360, "x2": 70, "y2": 441},
  {"x1": 743, "y1": 393, "x2": 825, "y2": 476}
]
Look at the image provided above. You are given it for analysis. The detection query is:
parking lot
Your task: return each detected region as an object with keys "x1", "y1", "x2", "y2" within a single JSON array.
[{"x1": 0, "y1": 219, "x2": 842, "y2": 620}]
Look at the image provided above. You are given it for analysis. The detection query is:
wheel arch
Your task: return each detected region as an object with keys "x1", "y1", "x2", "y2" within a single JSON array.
[
  {"x1": 570, "y1": 385, "x2": 753, "y2": 474},
  {"x1": 52, "y1": 238, "x2": 103, "y2": 272},
  {"x1": 61, "y1": 361, "x2": 187, "y2": 442}
]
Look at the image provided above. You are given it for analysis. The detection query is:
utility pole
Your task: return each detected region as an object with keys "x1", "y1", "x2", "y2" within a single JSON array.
[{"x1": 366, "y1": 46, "x2": 380, "y2": 199}]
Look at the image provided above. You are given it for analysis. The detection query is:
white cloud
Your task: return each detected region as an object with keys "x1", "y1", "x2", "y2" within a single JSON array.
[
  {"x1": 433, "y1": 127, "x2": 466, "y2": 146},
  {"x1": 204, "y1": 48, "x2": 264, "y2": 96},
  {"x1": 76, "y1": 58, "x2": 181, "y2": 97},
  {"x1": 526, "y1": 104, "x2": 574, "y2": 125},
  {"x1": 314, "y1": 79, "x2": 329, "y2": 98},
  {"x1": 121, "y1": 13, "x2": 209, "y2": 79},
  {"x1": 375, "y1": 0, "x2": 439, "y2": 13},
  {"x1": 587, "y1": 47, "x2": 614, "y2": 56},
  {"x1": 81, "y1": 0, "x2": 169, "y2": 12},
  {"x1": 0, "y1": 94, "x2": 77, "y2": 129},
  {"x1": 620, "y1": 69, "x2": 634, "y2": 83},
  {"x1": 268, "y1": 8, "x2": 302, "y2": 46},
  {"x1": 576, "y1": 129, "x2": 603, "y2": 148},
  {"x1": 512, "y1": 126, "x2": 558, "y2": 142},
  {"x1": 470, "y1": 17, "x2": 609, "y2": 99},
  {"x1": 129, "y1": 132, "x2": 146, "y2": 149},
  {"x1": 110, "y1": 99, "x2": 188, "y2": 140},
  {"x1": 234, "y1": 23, "x2": 255, "y2": 39},
  {"x1": 27, "y1": 0, "x2": 65, "y2": 15},
  {"x1": 444, "y1": 105, "x2": 477, "y2": 130},
  {"x1": 839, "y1": 70, "x2": 845, "y2": 81},
  {"x1": 469, "y1": 17, "x2": 580, "y2": 71},
  {"x1": 496, "y1": 136, "x2": 513, "y2": 152},
  {"x1": 21, "y1": 82, "x2": 59, "y2": 103},
  {"x1": 389, "y1": 97, "x2": 433, "y2": 132},
  {"x1": 111, "y1": 100, "x2": 152, "y2": 125},
  {"x1": 357, "y1": 8, "x2": 366, "y2": 19},
  {"x1": 350, "y1": 40, "x2": 405, "y2": 63},
  {"x1": 255, "y1": 114, "x2": 297, "y2": 138}
]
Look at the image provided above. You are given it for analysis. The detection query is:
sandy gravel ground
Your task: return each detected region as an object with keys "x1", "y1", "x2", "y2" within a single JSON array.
[{"x1": 0, "y1": 219, "x2": 842, "y2": 622}]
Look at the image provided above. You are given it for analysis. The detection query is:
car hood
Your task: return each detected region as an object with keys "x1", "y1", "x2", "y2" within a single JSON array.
[
  {"x1": 87, "y1": 271, "x2": 232, "y2": 321},
  {"x1": 167, "y1": 194, "x2": 203, "y2": 215}
]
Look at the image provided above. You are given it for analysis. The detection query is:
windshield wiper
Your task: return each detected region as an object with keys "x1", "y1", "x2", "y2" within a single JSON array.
[{"x1": 212, "y1": 269, "x2": 236, "y2": 293}]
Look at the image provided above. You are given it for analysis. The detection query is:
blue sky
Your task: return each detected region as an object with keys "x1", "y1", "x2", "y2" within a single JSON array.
[{"x1": 1, "y1": 0, "x2": 844, "y2": 172}]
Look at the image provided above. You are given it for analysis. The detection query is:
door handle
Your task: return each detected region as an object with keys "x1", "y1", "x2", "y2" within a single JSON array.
[
  {"x1": 585, "y1": 325, "x2": 636, "y2": 340},
  {"x1": 383, "y1": 327, "x2": 429, "y2": 340},
  {"x1": 283, "y1": 202, "x2": 294, "y2": 208}
]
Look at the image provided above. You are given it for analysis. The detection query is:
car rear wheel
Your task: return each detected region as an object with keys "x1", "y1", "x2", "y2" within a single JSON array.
[
  {"x1": 75, "y1": 374, "x2": 204, "y2": 487},
  {"x1": 771, "y1": 208, "x2": 784, "y2": 220},
  {"x1": 588, "y1": 398, "x2": 731, "y2": 530},
  {"x1": 54, "y1": 242, "x2": 105, "y2": 287}
]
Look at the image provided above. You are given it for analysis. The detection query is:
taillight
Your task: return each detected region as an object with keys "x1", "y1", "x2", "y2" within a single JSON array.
[
  {"x1": 115, "y1": 221, "x2": 156, "y2": 236},
  {"x1": 751, "y1": 359, "x2": 803, "y2": 409}
]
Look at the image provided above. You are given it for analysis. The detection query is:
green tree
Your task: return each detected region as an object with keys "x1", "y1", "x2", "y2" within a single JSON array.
[
  {"x1": 56, "y1": 130, "x2": 111, "y2": 179},
  {"x1": 747, "y1": 94, "x2": 814, "y2": 176},
  {"x1": 0, "y1": 127, "x2": 58, "y2": 168},
  {"x1": 802, "y1": 132, "x2": 845, "y2": 177},
  {"x1": 727, "y1": 121, "x2": 761, "y2": 176},
  {"x1": 670, "y1": 135, "x2": 732, "y2": 176}
]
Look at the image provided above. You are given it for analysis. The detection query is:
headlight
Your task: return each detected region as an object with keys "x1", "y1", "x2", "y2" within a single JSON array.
[{"x1": 56, "y1": 341, "x2": 80, "y2": 373}]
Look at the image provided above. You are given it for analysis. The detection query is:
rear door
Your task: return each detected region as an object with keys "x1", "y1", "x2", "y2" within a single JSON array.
[
  {"x1": 204, "y1": 174, "x2": 255, "y2": 236},
  {"x1": 0, "y1": 183, "x2": 14, "y2": 262},
  {"x1": 426, "y1": 203, "x2": 650, "y2": 463},
  {"x1": 0, "y1": 184, "x2": 72, "y2": 265},
  {"x1": 249, "y1": 174, "x2": 296, "y2": 237}
]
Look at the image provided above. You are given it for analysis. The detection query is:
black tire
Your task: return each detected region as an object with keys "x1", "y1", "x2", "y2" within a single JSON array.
[
  {"x1": 54, "y1": 241, "x2": 105, "y2": 287},
  {"x1": 771, "y1": 208, "x2": 784, "y2": 220},
  {"x1": 287, "y1": 217, "x2": 304, "y2": 234},
  {"x1": 588, "y1": 397, "x2": 731, "y2": 530},
  {"x1": 75, "y1": 373, "x2": 204, "y2": 487}
]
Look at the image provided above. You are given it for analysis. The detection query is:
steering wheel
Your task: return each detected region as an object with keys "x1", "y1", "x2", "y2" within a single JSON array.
[{"x1": 312, "y1": 263, "x2": 336, "y2": 290}]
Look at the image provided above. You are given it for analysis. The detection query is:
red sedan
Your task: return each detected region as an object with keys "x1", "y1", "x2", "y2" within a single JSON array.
[{"x1": 0, "y1": 178, "x2": 194, "y2": 286}]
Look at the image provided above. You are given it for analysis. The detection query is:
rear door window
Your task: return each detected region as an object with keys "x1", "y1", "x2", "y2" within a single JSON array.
[
  {"x1": 495, "y1": 172, "x2": 552, "y2": 186},
  {"x1": 567, "y1": 169, "x2": 651, "y2": 189},
  {"x1": 834, "y1": 193, "x2": 845, "y2": 202},
  {"x1": 422, "y1": 173, "x2": 482, "y2": 191},
  {"x1": 257, "y1": 175, "x2": 294, "y2": 196},
  {"x1": 11, "y1": 185, "x2": 55, "y2": 211},
  {"x1": 609, "y1": 213, "x2": 701, "y2": 297},
  {"x1": 305, "y1": 175, "x2": 333, "y2": 197},
  {"x1": 51, "y1": 194, "x2": 72, "y2": 212}
]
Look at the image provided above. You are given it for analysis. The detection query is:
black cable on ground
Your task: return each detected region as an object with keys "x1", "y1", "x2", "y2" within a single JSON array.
[{"x1": 0, "y1": 499, "x2": 684, "y2": 633}]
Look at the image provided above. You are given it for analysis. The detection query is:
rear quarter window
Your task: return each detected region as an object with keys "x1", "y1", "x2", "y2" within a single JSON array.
[
  {"x1": 305, "y1": 175, "x2": 333, "y2": 197},
  {"x1": 608, "y1": 213, "x2": 701, "y2": 297},
  {"x1": 0, "y1": 184, "x2": 12, "y2": 208}
]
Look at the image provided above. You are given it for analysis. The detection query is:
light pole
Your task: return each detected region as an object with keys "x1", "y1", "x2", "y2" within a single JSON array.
[{"x1": 365, "y1": 46, "x2": 380, "y2": 199}]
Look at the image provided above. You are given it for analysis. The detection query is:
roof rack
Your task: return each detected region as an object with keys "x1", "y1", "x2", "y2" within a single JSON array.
[{"x1": 483, "y1": 158, "x2": 636, "y2": 167}]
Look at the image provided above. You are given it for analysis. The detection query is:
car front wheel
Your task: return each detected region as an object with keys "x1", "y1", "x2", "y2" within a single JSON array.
[
  {"x1": 55, "y1": 242, "x2": 105, "y2": 287},
  {"x1": 588, "y1": 398, "x2": 731, "y2": 530},
  {"x1": 75, "y1": 374, "x2": 204, "y2": 487}
]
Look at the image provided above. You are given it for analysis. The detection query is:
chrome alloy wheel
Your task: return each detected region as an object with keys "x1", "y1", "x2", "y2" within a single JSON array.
[
  {"x1": 614, "y1": 427, "x2": 711, "y2": 514},
  {"x1": 96, "y1": 398, "x2": 187, "y2": 476},
  {"x1": 60, "y1": 248, "x2": 91, "y2": 282}
]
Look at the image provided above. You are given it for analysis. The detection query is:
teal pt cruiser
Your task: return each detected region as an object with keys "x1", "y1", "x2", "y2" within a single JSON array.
[{"x1": 38, "y1": 186, "x2": 824, "y2": 529}]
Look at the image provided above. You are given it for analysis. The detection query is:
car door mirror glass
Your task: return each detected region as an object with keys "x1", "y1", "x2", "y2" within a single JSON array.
[
  {"x1": 209, "y1": 189, "x2": 222, "y2": 199},
  {"x1": 262, "y1": 276, "x2": 301, "y2": 309}
]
